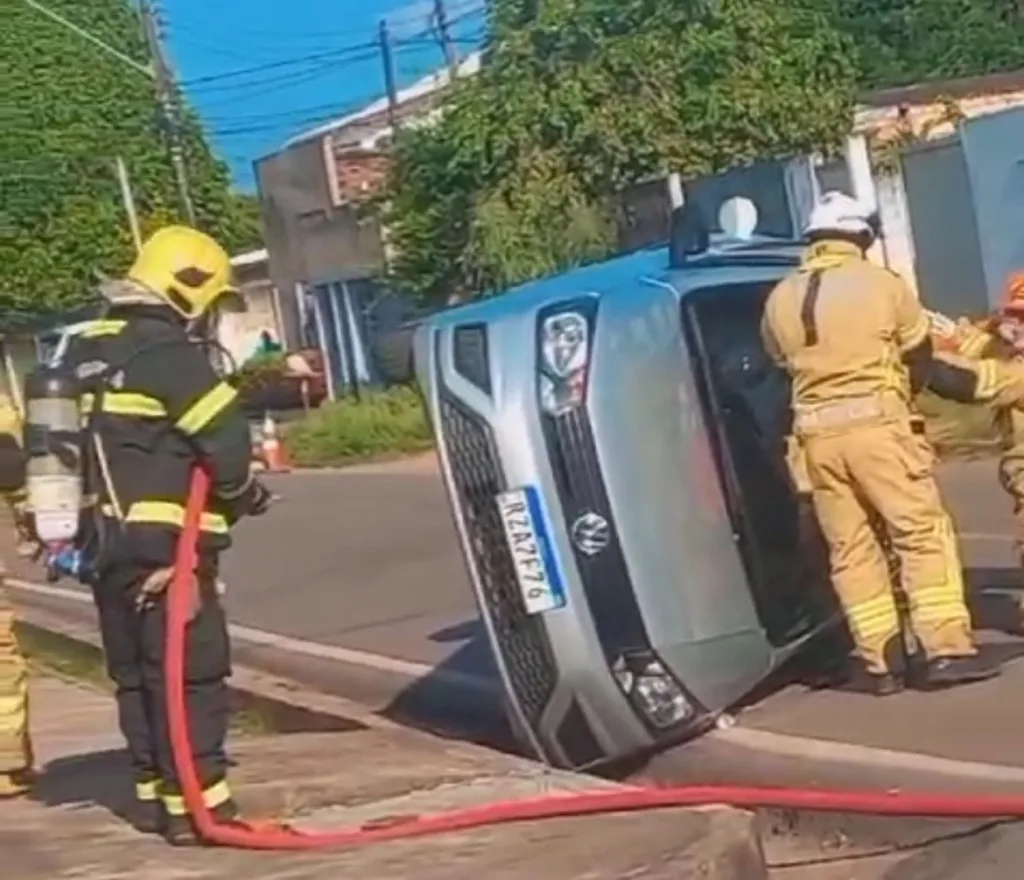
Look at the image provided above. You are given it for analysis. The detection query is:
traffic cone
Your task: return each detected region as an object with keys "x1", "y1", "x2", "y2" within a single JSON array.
[{"x1": 259, "y1": 412, "x2": 291, "y2": 473}]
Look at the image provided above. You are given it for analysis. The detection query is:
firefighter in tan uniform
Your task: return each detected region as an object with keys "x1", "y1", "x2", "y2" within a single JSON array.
[
  {"x1": 927, "y1": 278, "x2": 1024, "y2": 561},
  {"x1": 0, "y1": 391, "x2": 32, "y2": 797},
  {"x1": 763, "y1": 191, "x2": 1001, "y2": 694}
]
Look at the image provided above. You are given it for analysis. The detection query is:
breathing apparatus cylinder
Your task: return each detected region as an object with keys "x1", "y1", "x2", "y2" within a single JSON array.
[{"x1": 23, "y1": 364, "x2": 83, "y2": 545}]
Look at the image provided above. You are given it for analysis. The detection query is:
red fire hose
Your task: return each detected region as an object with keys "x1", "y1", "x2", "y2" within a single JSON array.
[{"x1": 167, "y1": 467, "x2": 1024, "y2": 851}]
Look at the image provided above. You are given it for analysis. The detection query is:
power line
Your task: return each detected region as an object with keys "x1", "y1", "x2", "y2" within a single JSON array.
[
  {"x1": 17, "y1": 0, "x2": 153, "y2": 78},
  {"x1": 187, "y1": 49, "x2": 380, "y2": 96},
  {"x1": 175, "y1": 0, "x2": 484, "y2": 46},
  {"x1": 197, "y1": 62, "x2": 367, "y2": 107},
  {"x1": 204, "y1": 95, "x2": 383, "y2": 128},
  {"x1": 179, "y1": 43, "x2": 377, "y2": 87}
]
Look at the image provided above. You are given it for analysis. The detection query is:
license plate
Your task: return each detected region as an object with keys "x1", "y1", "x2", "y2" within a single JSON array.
[{"x1": 496, "y1": 486, "x2": 566, "y2": 615}]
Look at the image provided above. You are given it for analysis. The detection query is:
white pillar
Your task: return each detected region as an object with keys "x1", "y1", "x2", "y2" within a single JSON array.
[
  {"x1": 666, "y1": 172, "x2": 685, "y2": 210},
  {"x1": 845, "y1": 133, "x2": 878, "y2": 211},
  {"x1": 845, "y1": 133, "x2": 890, "y2": 267}
]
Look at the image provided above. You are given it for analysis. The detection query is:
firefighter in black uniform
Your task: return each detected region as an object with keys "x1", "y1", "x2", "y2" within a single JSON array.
[{"x1": 64, "y1": 225, "x2": 271, "y2": 845}]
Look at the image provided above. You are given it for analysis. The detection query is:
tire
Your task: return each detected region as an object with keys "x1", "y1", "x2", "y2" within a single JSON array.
[{"x1": 373, "y1": 323, "x2": 419, "y2": 385}]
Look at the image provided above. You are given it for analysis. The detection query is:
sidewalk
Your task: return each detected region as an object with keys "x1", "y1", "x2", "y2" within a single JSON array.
[{"x1": 2, "y1": 675, "x2": 766, "y2": 879}]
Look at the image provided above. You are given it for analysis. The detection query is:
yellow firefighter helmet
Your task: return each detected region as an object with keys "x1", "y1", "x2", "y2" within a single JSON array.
[{"x1": 128, "y1": 225, "x2": 244, "y2": 320}]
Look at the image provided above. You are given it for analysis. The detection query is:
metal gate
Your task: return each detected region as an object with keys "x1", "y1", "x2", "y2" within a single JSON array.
[{"x1": 900, "y1": 136, "x2": 987, "y2": 317}]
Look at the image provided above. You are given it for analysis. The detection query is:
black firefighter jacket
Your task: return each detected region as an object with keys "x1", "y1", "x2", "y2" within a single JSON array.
[{"x1": 64, "y1": 305, "x2": 254, "y2": 570}]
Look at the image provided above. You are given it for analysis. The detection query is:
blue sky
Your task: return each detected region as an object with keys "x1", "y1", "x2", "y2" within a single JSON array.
[{"x1": 165, "y1": 0, "x2": 486, "y2": 190}]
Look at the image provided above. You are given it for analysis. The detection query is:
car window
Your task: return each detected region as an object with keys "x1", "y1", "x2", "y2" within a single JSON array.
[{"x1": 689, "y1": 282, "x2": 792, "y2": 453}]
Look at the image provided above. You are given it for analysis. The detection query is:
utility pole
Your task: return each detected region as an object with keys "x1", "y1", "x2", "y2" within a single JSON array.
[
  {"x1": 433, "y1": 0, "x2": 459, "y2": 76},
  {"x1": 115, "y1": 156, "x2": 143, "y2": 254},
  {"x1": 378, "y1": 20, "x2": 399, "y2": 132},
  {"x1": 140, "y1": 0, "x2": 196, "y2": 225}
]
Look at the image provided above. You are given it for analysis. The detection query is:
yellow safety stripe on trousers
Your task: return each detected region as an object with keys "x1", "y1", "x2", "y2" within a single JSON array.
[
  {"x1": 843, "y1": 594, "x2": 900, "y2": 640},
  {"x1": 161, "y1": 778, "x2": 232, "y2": 816},
  {"x1": 0, "y1": 690, "x2": 28, "y2": 732},
  {"x1": 175, "y1": 382, "x2": 238, "y2": 435},
  {"x1": 81, "y1": 391, "x2": 168, "y2": 419},
  {"x1": 77, "y1": 319, "x2": 127, "y2": 339},
  {"x1": 135, "y1": 779, "x2": 159, "y2": 802},
  {"x1": 101, "y1": 501, "x2": 229, "y2": 534},
  {"x1": 906, "y1": 585, "x2": 970, "y2": 622}
]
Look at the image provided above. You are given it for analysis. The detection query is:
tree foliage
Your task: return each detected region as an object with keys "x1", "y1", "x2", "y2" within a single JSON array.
[
  {"x1": 1, "y1": 0, "x2": 262, "y2": 326},
  {"x1": 387, "y1": 0, "x2": 1024, "y2": 306},
  {"x1": 386, "y1": 0, "x2": 859, "y2": 305},
  {"x1": 828, "y1": 0, "x2": 1024, "y2": 89}
]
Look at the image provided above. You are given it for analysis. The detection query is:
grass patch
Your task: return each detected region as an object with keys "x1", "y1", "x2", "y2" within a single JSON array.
[
  {"x1": 285, "y1": 385, "x2": 434, "y2": 468},
  {"x1": 13, "y1": 621, "x2": 273, "y2": 736},
  {"x1": 15, "y1": 620, "x2": 109, "y2": 690},
  {"x1": 917, "y1": 391, "x2": 1004, "y2": 461}
]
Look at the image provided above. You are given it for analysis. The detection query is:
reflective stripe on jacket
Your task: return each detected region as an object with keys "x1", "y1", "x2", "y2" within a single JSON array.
[{"x1": 64, "y1": 305, "x2": 253, "y2": 568}]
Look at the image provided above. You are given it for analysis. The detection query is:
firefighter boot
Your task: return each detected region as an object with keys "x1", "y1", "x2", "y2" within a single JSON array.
[
  {"x1": 910, "y1": 653, "x2": 1002, "y2": 690},
  {"x1": 0, "y1": 766, "x2": 35, "y2": 799},
  {"x1": 840, "y1": 635, "x2": 907, "y2": 696},
  {"x1": 163, "y1": 799, "x2": 240, "y2": 847},
  {"x1": 130, "y1": 779, "x2": 163, "y2": 834}
]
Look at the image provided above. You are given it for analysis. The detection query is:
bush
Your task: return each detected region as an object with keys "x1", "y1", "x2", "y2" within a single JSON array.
[
  {"x1": 285, "y1": 386, "x2": 434, "y2": 467},
  {"x1": 233, "y1": 353, "x2": 289, "y2": 395}
]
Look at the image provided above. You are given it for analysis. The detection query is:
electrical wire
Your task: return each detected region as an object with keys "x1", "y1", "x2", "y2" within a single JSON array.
[
  {"x1": 204, "y1": 99, "x2": 382, "y2": 139},
  {"x1": 179, "y1": 43, "x2": 378, "y2": 88},
  {"x1": 174, "y1": 0, "x2": 486, "y2": 91},
  {"x1": 187, "y1": 49, "x2": 381, "y2": 96},
  {"x1": 197, "y1": 62, "x2": 376, "y2": 108},
  {"x1": 173, "y1": 0, "x2": 484, "y2": 47},
  {"x1": 16, "y1": 0, "x2": 153, "y2": 79}
]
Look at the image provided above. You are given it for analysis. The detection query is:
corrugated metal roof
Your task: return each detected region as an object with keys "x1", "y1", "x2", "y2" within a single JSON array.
[{"x1": 283, "y1": 51, "x2": 481, "y2": 148}]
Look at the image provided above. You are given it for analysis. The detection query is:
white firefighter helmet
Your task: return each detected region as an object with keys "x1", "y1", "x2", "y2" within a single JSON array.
[{"x1": 803, "y1": 191, "x2": 876, "y2": 239}]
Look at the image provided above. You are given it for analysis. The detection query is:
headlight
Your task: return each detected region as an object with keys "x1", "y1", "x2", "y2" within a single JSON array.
[
  {"x1": 612, "y1": 652, "x2": 695, "y2": 730},
  {"x1": 538, "y1": 310, "x2": 590, "y2": 416}
]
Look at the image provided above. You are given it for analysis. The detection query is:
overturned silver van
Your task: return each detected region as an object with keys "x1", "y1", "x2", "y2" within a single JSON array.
[{"x1": 415, "y1": 198, "x2": 839, "y2": 769}]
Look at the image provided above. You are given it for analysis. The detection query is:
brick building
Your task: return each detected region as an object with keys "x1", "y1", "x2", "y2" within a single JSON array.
[{"x1": 254, "y1": 53, "x2": 481, "y2": 395}]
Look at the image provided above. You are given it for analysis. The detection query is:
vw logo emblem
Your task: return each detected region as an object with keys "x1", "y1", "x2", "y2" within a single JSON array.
[{"x1": 571, "y1": 511, "x2": 610, "y2": 557}]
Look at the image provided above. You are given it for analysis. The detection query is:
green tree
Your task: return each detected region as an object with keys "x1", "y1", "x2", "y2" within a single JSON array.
[
  {"x1": 1, "y1": 0, "x2": 261, "y2": 326},
  {"x1": 829, "y1": 0, "x2": 1024, "y2": 88},
  {"x1": 385, "y1": 0, "x2": 858, "y2": 305}
]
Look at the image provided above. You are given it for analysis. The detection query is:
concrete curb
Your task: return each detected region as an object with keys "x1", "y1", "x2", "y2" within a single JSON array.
[
  {"x1": 14, "y1": 600, "x2": 768, "y2": 878},
  {"x1": 15, "y1": 601, "x2": 396, "y2": 737}
]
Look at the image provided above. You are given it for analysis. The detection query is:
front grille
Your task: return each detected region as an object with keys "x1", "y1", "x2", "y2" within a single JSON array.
[
  {"x1": 544, "y1": 408, "x2": 650, "y2": 661},
  {"x1": 440, "y1": 396, "x2": 557, "y2": 724}
]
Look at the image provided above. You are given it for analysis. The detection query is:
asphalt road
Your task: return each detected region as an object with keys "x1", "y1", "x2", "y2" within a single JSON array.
[
  {"x1": 10, "y1": 452, "x2": 1024, "y2": 750},
  {"x1": 225, "y1": 456, "x2": 1020, "y2": 677},
  {"x1": 223, "y1": 463, "x2": 485, "y2": 670}
]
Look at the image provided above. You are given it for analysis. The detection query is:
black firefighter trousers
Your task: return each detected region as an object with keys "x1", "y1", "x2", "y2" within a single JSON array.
[{"x1": 92, "y1": 560, "x2": 232, "y2": 818}]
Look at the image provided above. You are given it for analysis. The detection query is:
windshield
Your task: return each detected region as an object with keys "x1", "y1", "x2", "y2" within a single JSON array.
[{"x1": 681, "y1": 281, "x2": 829, "y2": 645}]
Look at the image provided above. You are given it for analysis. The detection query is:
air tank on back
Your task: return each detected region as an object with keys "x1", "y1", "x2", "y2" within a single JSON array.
[{"x1": 23, "y1": 364, "x2": 82, "y2": 545}]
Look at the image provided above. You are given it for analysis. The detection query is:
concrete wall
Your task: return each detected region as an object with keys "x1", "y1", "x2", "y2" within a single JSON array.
[
  {"x1": 218, "y1": 280, "x2": 282, "y2": 367},
  {"x1": 256, "y1": 138, "x2": 388, "y2": 355}
]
